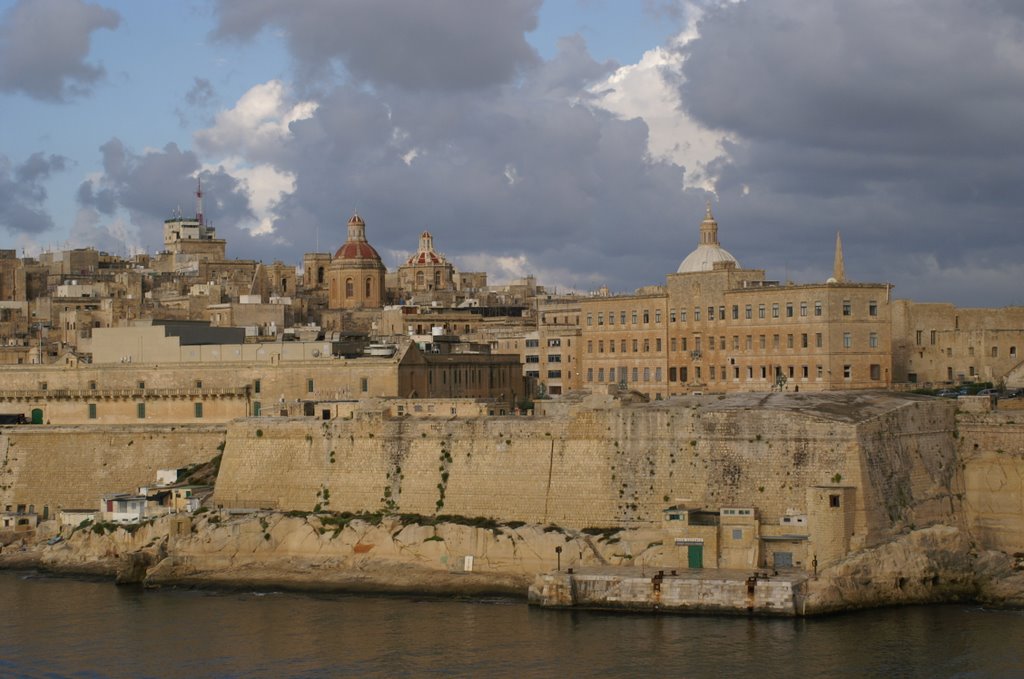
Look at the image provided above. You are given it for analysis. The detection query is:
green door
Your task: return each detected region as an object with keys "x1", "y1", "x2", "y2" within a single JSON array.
[
  {"x1": 30, "y1": 408, "x2": 43, "y2": 425},
  {"x1": 687, "y1": 544, "x2": 704, "y2": 569}
]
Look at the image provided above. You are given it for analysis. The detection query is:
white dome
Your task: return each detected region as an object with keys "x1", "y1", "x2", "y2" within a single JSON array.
[{"x1": 677, "y1": 244, "x2": 739, "y2": 273}]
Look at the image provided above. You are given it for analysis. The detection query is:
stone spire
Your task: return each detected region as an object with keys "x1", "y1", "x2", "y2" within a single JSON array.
[
  {"x1": 832, "y1": 231, "x2": 846, "y2": 283},
  {"x1": 699, "y1": 201, "x2": 720, "y2": 246}
]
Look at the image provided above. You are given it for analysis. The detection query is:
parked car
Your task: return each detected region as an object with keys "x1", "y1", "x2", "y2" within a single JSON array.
[
  {"x1": 935, "y1": 390, "x2": 960, "y2": 398},
  {"x1": 977, "y1": 388, "x2": 1000, "y2": 396}
]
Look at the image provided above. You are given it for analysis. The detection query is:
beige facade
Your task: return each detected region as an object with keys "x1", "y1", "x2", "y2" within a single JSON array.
[
  {"x1": 576, "y1": 209, "x2": 893, "y2": 398},
  {"x1": 0, "y1": 323, "x2": 525, "y2": 423},
  {"x1": 303, "y1": 253, "x2": 331, "y2": 292},
  {"x1": 579, "y1": 290, "x2": 670, "y2": 397},
  {"x1": 204, "y1": 301, "x2": 287, "y2": 333},
  {"x1": 483, "y1": 298, "x2": 583, "y2": 397},
  {"x1": 0, "y1": 250, "x2": 27, "y2": 302},
  {"x1": 891, "y1": 300, "x2": 1024, "y2": 386},
  {"x1": 379, "y1": 306, "x2": 484, "y2": 337}
]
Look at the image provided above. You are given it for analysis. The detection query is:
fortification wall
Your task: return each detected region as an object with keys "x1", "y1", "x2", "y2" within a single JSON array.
[
  {"x1": 214, "y1": 396, "x2": 959, "y2": 538},
  {"x1": 0, "y1": 425, "x2": 226, "y2": 514},
  {"x1": 958, "y1": 411, "x2": 1024, "y2": 553},
  {"x1": 3, "y1": 395, "x2": 1000, "y2": 556},
  {"x1": 854, "y1": 400, "x2": 962, "y2": 547}
]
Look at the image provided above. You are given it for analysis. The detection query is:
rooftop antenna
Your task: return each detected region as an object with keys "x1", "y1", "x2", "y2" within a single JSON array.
[{"x1": 195, "y1": 176, "x2": 204, "y2": 226}]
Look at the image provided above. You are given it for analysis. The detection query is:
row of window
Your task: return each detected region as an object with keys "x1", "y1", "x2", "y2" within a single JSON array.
[
  {"x1": 524, "y1": 338, "x2": 566, "y2": 349},
  {"x1": 586, "y1": 366, "x2": 663, "y2": 384},
  {"x1": 585, "y1": 363, "x2": 883, "y2": 384},
  {"x1": 585, "y1": 300, "x2": 880, "y2": 327},
  {"x1": 914, "y1": 332, "x2": 1019, "y2": 359},
  {"x1": 525, "y1": 354, "x2": 563, "y2": 363},
  {"x1": 586, "y1": 332, "x2": 880, "y2": 355},
  {"x1": 586, "y1": 338, "x2": 662, "y2": 354}
]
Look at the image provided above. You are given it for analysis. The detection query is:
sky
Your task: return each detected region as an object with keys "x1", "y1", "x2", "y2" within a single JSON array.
[{"x1": 1, "y1": 0, "x2": 1023, "y2": 307}]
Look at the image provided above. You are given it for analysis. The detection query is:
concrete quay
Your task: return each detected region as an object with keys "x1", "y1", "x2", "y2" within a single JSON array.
[{"x1": 528, "y1": 567, "x2": 810, "y2": 616}]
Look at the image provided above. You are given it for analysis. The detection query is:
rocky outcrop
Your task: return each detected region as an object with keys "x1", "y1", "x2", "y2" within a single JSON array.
[
  {"x1": 0, "y1": 513, "x2": 610, "y2": 597},
  {"x1": 805, "y1": 525, "x2": 989, "y2": 613},
  {"x1": 4, "y1": 515, "x2": 1023, "y2": 614}
]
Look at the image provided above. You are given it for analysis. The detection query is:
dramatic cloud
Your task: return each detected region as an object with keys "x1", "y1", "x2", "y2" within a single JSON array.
[
  {"x1": 75, "y1": 139, "x2": 257, "y2": 255},
  {"x1": 590, "y1": 9, "x2": 732, "y2": 191},
  {"x1": 0, "y1": 152, "x2": 66, "y2": 235},
  {"x1": 213, "y1": 0, "x2": 542, "y2": 91},
  {"x1": 32, "y1": 1, "x2": 1023, "y2": 307},
  {"x1": 204, "y1": 35, "x2": 712, "y2": 291},
  {"x1": 673, "y1": 0, "x2": 1024, "y2": 305},
  {"x1": 195, "y1": 80, "x2": 317, "y2": 161},
  {"x1": 0, "y1": 0, "x2": 119, "y2": 102}
]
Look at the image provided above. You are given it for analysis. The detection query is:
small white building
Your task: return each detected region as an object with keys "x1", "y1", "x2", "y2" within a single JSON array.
[{"x1": 100, "y1": 494, "x2": 149, "y2": 523}]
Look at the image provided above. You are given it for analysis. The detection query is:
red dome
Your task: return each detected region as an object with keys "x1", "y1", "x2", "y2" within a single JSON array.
[
  {"x1": 406, "y1": 251, "x2": 443, "y2": 265},
  {"x1": 334, "y1": 241, "x2": 382, "y2": 260}
]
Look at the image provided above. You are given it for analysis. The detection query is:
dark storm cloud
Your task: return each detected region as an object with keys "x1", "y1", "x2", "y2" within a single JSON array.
[
  {"x1": 247, "y1": 36, "x2": 710, "y2": 289},
  {"x1": 75, "y1": 139, "x2": 257, "y2": 253},
  {"x1": 0, "y1": 0, "x2": 119, "y2": 102},
  {"x1": 213, "y1": 0, "x2": 542, "y2": 91},
  {"x1": 0, "y1": 152, "x2": 66, "y2": 235},
  {"x1": 675, "y1": 0, "x2": 1024, "y2": 305}
]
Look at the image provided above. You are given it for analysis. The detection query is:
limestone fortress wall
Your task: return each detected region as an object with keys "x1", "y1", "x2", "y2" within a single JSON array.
[
  {"x1": 2, "y1": 393, "x2": 1021, "y2": 557},
  {"x1": 0, "y1": 426, "x2": 227, "y2": 513},
  {"x1": 211, "y1": 393, "x2": 967, "y2": 554}
]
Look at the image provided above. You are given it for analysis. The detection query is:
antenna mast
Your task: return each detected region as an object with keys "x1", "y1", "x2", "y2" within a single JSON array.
[{"x1": 195, "y1": 177, "x2": 204, "y2": 226}]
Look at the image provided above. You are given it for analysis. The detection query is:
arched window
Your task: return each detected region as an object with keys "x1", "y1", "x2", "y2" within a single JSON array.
[
  {"x1": 365, "y1": 277, "x2": 372, "y2": 297},
  {"x1": 281, "y1": 278, "x2": 288, "y2": 292},
  {"x1": 434, "y1": 271, "x2": 442, "y2": 288},
  {"x1": 345, "y1": 278, "x2": 354, "y2": 297},
  {"x1": 317, "y1": 267, "x2": 325, "y2": 285},
  {"x1": 416, "y1": 271, "x2": 424, "y2": 287}
]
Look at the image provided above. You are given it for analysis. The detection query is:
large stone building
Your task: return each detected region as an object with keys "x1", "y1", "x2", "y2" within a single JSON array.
[
  {"x1": 0, "y1": 320, "x2": 528, "y2": 425},
  {"x1": 576, "y1": 205, "x2": 893, "y2": 399},
  {"x1": 891, "y1": 301, "x2": 1024, "y2": 386}
]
